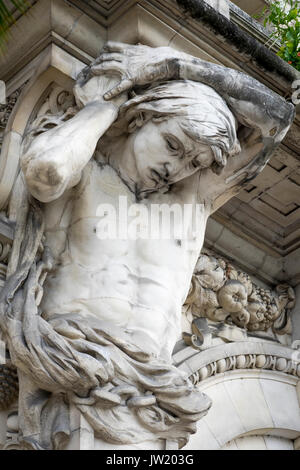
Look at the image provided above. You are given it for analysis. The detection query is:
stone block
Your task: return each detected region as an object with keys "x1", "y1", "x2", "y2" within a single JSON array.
[
  {"x1": 198, "y1": 382, "x2": 246, "y2": 446},
  {"x1": 259, "y1": 378, "x2": 300, "y2": 433},
  {"x1": 223, "y1": 378, "x2": 274, "y2": 432},
  {"x1": 183, "y1": 417, "x2": 219, "y2": 450}
]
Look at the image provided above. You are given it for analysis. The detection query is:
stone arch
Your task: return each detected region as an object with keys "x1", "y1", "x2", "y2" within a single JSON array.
[
  {"x1": 176, "y1": 341, "x2": 300, "y2": 450},
  {"x1": 183, "y1": 369, "x2": 300, "y2": 450},
  {"x1": 221, "y1": 434, "x2": 294, "y2": 450}
]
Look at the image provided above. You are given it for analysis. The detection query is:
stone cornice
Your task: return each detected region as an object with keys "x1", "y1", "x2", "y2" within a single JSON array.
[
  {"x1": 1, "y1": 0, "x2": 299, "y2": 93},
  {"x1": 228, "y1": 0, "x2": 280, "y2": 54},
  {"x1": 175, "y1": 0, "x2": 299, "y2": 84}
]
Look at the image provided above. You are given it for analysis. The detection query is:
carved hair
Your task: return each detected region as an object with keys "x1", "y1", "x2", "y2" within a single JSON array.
[{"x1": 106, "y1": 80, "x2": 241, "y2": 174}]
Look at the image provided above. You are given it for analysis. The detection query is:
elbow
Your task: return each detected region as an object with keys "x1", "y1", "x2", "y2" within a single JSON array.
[{"x1": 21, "y1": 157, "x2": 68, "y2": 203}]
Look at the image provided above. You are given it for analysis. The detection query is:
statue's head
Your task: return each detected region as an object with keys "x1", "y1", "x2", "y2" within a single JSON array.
[{"x1": 102, "y1": 80, "x2": 241, "y2": 198}]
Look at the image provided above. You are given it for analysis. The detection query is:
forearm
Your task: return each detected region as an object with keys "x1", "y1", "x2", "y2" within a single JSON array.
[
  {"x1": 93, "y1": 42, "x2": 295, "y2": 140},
  {"x1": 176, "y1": 56, "x2": 295, "y2": 140},
  {"x1": 21, "y1": 101, "x2": 118, "y2": 203}
]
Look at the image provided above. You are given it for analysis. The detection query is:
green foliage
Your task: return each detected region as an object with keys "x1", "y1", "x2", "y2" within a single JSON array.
[
  {"x1": 0, "y1": 0, "x2": 30, "y2": 49},
  {"x1": 256, "y1": 0, "x2": 300, "y2": 71}
]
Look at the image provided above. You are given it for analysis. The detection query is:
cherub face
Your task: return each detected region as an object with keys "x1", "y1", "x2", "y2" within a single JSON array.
[
  {"x1": 195, "y1": 255, "x2": 225, "y2": 291},
  {"x1": 122, "y1": 117, "x2": 214, "y2": 198}
]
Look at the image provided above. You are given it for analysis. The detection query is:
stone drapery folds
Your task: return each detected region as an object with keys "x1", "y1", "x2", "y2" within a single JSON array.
[{"x1": 0, "y1": 202, "x2": 211, "y2": 450}]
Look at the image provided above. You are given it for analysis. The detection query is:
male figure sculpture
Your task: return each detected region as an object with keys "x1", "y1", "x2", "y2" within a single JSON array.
[{"x1": 0, "y1": 43, "x2": 294, "y2": 449}]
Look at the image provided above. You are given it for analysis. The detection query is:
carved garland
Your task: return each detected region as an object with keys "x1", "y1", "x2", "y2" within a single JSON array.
[{"x1": 185, "y1": 250, "x2": 295, "y2": 334}]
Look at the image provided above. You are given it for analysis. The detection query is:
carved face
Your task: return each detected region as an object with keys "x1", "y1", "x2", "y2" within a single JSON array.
[
  {"x1": 194, "y1": 255, "x2": 226, "y2": 291},
  {"x1": 121, "y1": 117, "x2": 214, "y2": 198}
]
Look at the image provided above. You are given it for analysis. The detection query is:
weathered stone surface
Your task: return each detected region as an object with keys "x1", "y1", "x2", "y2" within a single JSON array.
[
  {"x1": 0, "y1": 41, "x2": 294, "y2": 450},
  {"x1": 175, "y1": 0, "x2": 299, "y2": 83},
  {"x1": 184, "y1": 250, "x2": 295, "y2": 333}
]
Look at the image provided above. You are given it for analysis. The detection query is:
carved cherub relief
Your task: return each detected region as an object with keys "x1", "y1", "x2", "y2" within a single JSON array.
[{"x1": 185, "y1": 252, "x2": 295, "y2": 334}]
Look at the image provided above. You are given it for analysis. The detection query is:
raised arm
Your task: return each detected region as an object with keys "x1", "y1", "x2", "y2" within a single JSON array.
[
  {"x1": 178, "y1": 56, "x2": 295, "y2": 183},
  {"x1": 178, "y1": 58, "x2": 294, "y2": 140},
  {"x1": 94, "y1": 42, "x2": 294, "y2": 141},
  {"x1": 91, "y1": 42, "x2": 295, "y2": 191},
  {"x1": 176, "y1": 54, "x2": 295, "y2": 209},
  {"x1": 21, "y1": 74, "x2": 126, "y2": 203}
]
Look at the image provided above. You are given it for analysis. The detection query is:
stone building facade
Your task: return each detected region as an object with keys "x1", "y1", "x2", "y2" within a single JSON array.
[{"x1": 0, "y1": 0, "x2": 299, "y2": 450}]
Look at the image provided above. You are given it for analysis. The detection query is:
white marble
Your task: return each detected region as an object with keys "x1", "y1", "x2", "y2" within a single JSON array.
[
  {"x1": 183, "y1": 416, "x2": 219, "y2": 450},
  {"x1": 195, "y1": 382, "x2": 246, "y2": 446},
  {"x1": 223, "y1": 378, "x2": 274, "y2": 432},
  {"x1": 259, "y1": 377, "x2": 300, "y2": 432},
  {"x1": 0, "y1": 42, "x2": 294, "y2": 450}
]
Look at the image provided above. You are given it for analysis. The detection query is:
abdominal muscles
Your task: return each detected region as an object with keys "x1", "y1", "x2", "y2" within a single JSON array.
[{"x1": 40, "y1": 162, "x2": 203, "y2": 359}]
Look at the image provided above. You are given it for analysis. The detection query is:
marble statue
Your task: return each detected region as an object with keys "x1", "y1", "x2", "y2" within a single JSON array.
[{"x1": 0, "y1": 42, "x2": 295, "y2": 450}]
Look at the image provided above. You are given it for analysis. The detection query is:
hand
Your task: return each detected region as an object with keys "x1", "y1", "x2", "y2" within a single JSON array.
[
  {"x1": 87, "y1": 41, "x2": 185, "y2": 100},
  {"x1": 74, "y1": 73, "x2": 127, "y2": 109}
]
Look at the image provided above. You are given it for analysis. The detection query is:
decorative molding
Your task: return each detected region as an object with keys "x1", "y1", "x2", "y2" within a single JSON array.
[
  {"x1": 228, "y1": 1, "x2": 280, "y2": 53},
  {"x1": 173, "y1": 340, "x2": 300, "y2": 386},
  {"x1": 189, "y1": 352, "x2": 300, "y2": 385},
  {"x1": 0, "y1": 85, "x2": 27, "y2": 153}
]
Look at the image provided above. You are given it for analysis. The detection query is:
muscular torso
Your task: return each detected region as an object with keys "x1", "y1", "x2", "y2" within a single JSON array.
[{"x1": 40, "y1": 160, "x2": 207, "y2": 360}]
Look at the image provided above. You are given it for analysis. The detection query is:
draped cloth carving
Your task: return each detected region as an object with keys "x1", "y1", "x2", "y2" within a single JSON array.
[{"x1": 0, "y1": 196, "x2": 210, "y2": 450}]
